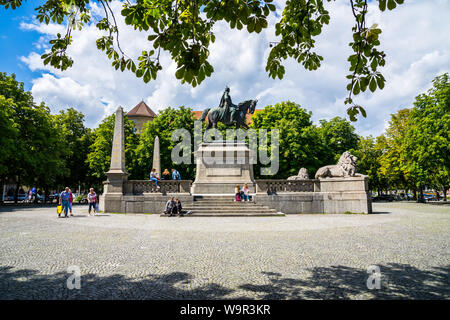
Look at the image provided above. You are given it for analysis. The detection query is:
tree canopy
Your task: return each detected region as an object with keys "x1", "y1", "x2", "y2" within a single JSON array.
[
  {"x1": 0, "y1": 0, "x2": 405, "y2": 121},
  {"x1": 0, "y1": 72, "x2": 67, "y2": 200}
]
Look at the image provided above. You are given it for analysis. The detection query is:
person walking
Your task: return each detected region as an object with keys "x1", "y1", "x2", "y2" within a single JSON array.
[
  {"x1": 59, "y1": 187, "x2": 71, "y2": 218},
  {"x1": 68, "y1": 188, "x2": 74, "y2": 216},
  {"x1": 150, "y1": 168, "x2": 160, "y2": 189},
  {"x1": 171, "y1": 168, "x2": 181, "y2": 180},
  {"x1": 162, "y1": 168, "x2": 171, "y2": 180},
  {"x1": 242, "y1": 183, "x2": 250, "y2": 201},
  {"x1": 87, "y1": 188, "x2": 97, "y2": 216}
]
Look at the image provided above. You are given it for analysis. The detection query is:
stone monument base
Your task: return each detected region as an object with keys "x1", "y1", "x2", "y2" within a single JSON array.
[
  {"x1": 317, "y1": 176, "x2": 372, "y2": 214},
  {"x1": 191, "y1": 141, "x2": 256, "y2": 194},
  {"x1": 100, "y1": 192, "x2": 193, "y2": 214}
]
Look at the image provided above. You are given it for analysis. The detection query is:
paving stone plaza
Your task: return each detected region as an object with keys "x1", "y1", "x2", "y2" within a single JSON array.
[{"x1": 0, "y1": 202, "x2": 448, "y2": 299}]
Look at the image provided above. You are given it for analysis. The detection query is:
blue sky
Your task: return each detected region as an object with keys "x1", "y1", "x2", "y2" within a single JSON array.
[
  {"x1": 0, "y1": 1, "x2": 45, "y2": 90},
  {"x1": 1, "y1": 0, "x2": 449, "y2": 136}
]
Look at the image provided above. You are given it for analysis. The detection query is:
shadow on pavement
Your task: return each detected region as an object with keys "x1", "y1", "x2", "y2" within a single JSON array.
[
  {"x1": 239, "y1": 264, "x2": 449, "y2": 299},
  {"x1": 0, "y1": 263, "x2": 448, "y2": 300}
]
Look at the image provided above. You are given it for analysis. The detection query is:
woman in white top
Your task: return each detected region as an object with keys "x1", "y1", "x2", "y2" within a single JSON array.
[
  {"x1": 150, "y1": 168, "x2": 160, "y2": 189},
  {"x1": 242, "y1": 183, "x2": 250, "y2": 201}
]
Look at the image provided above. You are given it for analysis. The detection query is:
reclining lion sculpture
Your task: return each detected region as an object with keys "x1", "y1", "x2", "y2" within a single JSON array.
[
  {"x1": 287, "y1": 167, "x2": 309, "y2": 180},
  {"x1": 315, "y1": 151, "x2": 361, "y2": 179}
]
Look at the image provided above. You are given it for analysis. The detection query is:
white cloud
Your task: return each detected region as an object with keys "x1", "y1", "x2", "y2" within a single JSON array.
[{"x1": 19, "y1": 0, "x2": 450, "y2": 136}]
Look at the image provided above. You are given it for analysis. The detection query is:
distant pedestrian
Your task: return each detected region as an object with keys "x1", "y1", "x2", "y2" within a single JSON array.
[
  {"x1": 68, "y1": 188, "x2": 73, "y2": 216},
  {"x1": 171, "y1": 168, "x2": 181, "y2": 180},
  {"x1": 150, "y1": 168, "x2": 160, "y2": 189},
  {"x1": 242, "y1": 184, "x2": 250, "y2": 201},
  {"x1": 87, "y1": 188, "x2": 97, "y2": 216},
  {"x1": 59, "y1": 187, "x2": 71, "y2": 218},
  {"x1": 162, "y1": 168, "x2": 171, "y2": 180}
]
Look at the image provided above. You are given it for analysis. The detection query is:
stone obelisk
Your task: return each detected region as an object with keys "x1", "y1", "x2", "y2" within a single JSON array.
[
  {"x1": 105, "y1": 106, "x2": 128, "y2": 194},
  {"x1": 152, "y1": 136, "x2": 161, "y2": 177}
]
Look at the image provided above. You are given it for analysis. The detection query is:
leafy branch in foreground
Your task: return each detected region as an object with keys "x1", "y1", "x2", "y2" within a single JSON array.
[{"x1": 0, "y1": 0, "x2": 405, "y2": 121}]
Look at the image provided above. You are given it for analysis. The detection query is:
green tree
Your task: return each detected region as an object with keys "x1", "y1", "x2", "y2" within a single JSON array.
[
  {"x1": 250, "y1": 101, "x2": 323, "y2": 179},
  {"x1": 86, "y1": 113, "x2": 139, "y2": 189},
  {"x1": 0, "y1": 95, "x2": 18, "y2": 178},
  {"x1": 407, "y1": 73, "x2": 450, "y2": 200},
  {"x1": 54, "y1": 107, "x2": 94, "y2": 192},
  {"x1": 137, "y1": 106, "x2": 196, "y2": 180},
  {"x1": 29, "y1": 103, "x2": 68, "y2": 200},
  {"x1": 350, "y1": 135, "x2": 388, "y2": 193},
  {"x1": 318, "y1": 116, "x2": 359, "y2": 164},
  {"x1": 0, "y1": 72, "x2": 66, "y2": 202},
  {"x1": 378, "y1": 109, "x2": 415, "y2": 195},
  {"x1": 0, "y1": 0, "x2": 406, "y2": 120}
]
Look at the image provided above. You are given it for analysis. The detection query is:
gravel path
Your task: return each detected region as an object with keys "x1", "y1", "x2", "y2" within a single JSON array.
[{"x1": 0, "y1": 202, "x2": 448, "y2": 299}]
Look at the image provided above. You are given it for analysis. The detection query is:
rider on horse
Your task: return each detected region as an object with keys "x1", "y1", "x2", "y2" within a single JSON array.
[
  {"x1": 219, "y1": 86, "x2": 238, "y2": 123},
  {"x1": 199, "y1": 87, "x2": 257, "y2": 134}
]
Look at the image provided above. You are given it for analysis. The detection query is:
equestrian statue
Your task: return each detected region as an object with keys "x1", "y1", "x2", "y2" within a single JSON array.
[{"x1": 199, "y1": 86, "x2": 258, "y2": 132}]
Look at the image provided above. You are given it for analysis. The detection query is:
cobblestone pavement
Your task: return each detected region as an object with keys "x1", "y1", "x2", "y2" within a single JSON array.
[{"x1": 0, "y1": 202, "x2": 449, "y2": 299}]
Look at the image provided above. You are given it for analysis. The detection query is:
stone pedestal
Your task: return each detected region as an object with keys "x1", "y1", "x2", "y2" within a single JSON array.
[
  {"x1": 191, "y1": 141, "x2": 255, "y2": 194},
  {"x1": 318, "y1": 176, "x2": 372, "y2": 214}
]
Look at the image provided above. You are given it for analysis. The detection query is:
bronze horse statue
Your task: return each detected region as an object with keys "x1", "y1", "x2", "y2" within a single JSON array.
[{"x1": 199, "y1": 88, "x2": 258, "y2": 132}]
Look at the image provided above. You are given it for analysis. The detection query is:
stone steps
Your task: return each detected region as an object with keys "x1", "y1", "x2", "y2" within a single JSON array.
[
  {"x1": 182, "y1": 207, "x2": 277, "y2": 213},
  {"x1": 183, "y1": 203, "x2": 266, "y2": 208},
  {"x1": 161, "y1": 212, "x2": 284, "y2": 217},
  {"x1": 159, "y1": 195, "x2": 284, "y2": 217}
]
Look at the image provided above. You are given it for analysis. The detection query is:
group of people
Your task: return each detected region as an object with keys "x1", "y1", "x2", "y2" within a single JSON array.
[
  {"x1": 164, "y1": 197, "x2": 189, "y2": 217},
  {"x1": 150, "y1": 168, "x2": 181, "y2": 189},
  {"x1": 235, "y1": 183, "x2": 251, "y2": 202},
  {"x1": 58, "y1": 187, "x2": 98, "y2": 218}
]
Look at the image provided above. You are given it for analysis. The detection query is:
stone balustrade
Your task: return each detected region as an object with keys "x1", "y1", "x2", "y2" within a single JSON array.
[
  {"x1": 124, "y1": 180, "x2": 192, "y2": 195},
  {"x1": 255, "y1": 179, "x2": 319, "y2": 193}
]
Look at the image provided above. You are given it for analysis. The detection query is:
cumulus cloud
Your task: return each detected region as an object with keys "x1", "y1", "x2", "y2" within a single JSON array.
[{"x1": 19, "y1": 0, "x2": 450, "y2": 136}]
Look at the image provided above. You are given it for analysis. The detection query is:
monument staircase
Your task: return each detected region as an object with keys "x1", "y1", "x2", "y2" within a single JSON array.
[{"x1": 180, "y1": 195, "x2": 284, "y2": 217}]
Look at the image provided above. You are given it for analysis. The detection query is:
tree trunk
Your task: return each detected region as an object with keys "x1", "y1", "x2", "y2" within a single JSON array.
[
  {"x1": 33, "y1": 186, "x2": 39, "y2": 204},
  {"x1": 443, "y1": 187, "x2": 448, "y2": 202},
  {"x1": 418, "y1": 187, "x2": 425, "y2": 203},
  {"x1": 14, "y1": 175, "x2": 20, "y2": 204},
  {"x1": 0, "y1": 177, "x2": 3, "y2": 204},
  {"x1": 44, "y1": 186, "x2": 49, "y2": 204}
]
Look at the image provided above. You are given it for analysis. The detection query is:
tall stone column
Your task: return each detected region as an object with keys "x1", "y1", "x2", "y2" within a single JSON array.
[
  {"x1": 152, "y1": 136, "x2": 161, "y2": 177},
  {"x1": 104, "y1": 106, "x2": 128, "y2": 194}
]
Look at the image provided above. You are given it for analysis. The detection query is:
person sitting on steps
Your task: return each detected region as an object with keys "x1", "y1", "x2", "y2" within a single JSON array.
[
  {"x1": 175, "y1": 198, "x2": 184, "y2": 217},
  {"x1": 235, "y1": 185, "x2": 241, "y2": 202},
  {"x1": 165, "y1": 197, "x2": 175, "y2": 216},
  {"x1": 242, "y1": 183, "x2": 250, "y2": 201}
]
